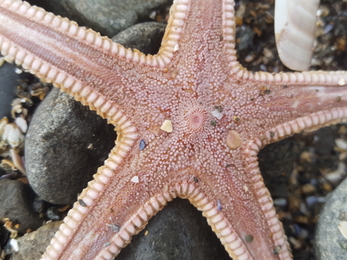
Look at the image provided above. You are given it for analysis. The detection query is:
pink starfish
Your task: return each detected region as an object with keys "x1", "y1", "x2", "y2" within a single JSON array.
[{"x1": 0, "y1": 0, "x2": 347, "y2": 259}]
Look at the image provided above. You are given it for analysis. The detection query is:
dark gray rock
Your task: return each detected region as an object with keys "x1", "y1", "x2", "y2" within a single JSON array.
[
  {"x1": 112, "y1": 22, "x2": 166, "y2": 55},
  {"x1": 11, "y1": 221, "x2": 62, "y2": 260},
  {"x1": 28, "y1": 0, "x2": 169, "y2": 37},
  {"x1": 0, "y1": 179, "x2": 42, "y2": 234},
  {"x1": 315, "y1": 177, "x2": 347, "y2": 260},
  {"x1": 116, "y1": 198, "x2": 230, "y2": 260},
  {"x1": 25, "y1": 87, "x2": 115, "y2": 205},
  {"x1": 259, "y1": 138, "x2": 300, "y2": 198},
  {"x1": 0, "y1": 58, "x2": 34, "y2": 120}
]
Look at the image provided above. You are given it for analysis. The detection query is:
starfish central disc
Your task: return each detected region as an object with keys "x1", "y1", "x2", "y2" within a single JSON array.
[{"x1": 185, "y1": 109, "x2": 207, "y2": 133}]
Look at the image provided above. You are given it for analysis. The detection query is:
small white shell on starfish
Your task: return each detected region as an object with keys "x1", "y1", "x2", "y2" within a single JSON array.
[
  {"x1": 160, "y1": 120, "x2": 173, "y2": 133},
  {"x1": 212, "y1": 108, "x2": 223, "y2": 119},
  {"x1": 130, "y1": 176, "x2": 139, "y2": 183},
  {"x1": 275, "y1": 0, "x2": 319, "y2": 71},
  {"x1": 226, "y1": 130, "x2": 242, "y2": 150}
]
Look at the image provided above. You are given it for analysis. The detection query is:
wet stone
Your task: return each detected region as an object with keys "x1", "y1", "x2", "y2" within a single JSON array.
[
  {"x1": 28, "y1": 0, "x2": 169, "y2": 37},
  {"x1": 0, "y1": 58, "x2": 34, "y2": 120},
  {"x1": 112, "y1": 22, "x2": 166, "y2": 55},
  {"x1": 0, "y1": 179, "x2": 42, "y2": 234},
  {"x1": 315, "y1": 177, "x2": 347, "y2": 260},
  {"x1": 11, "y1": 221, "x2": 62, "y2": 260},
  {"x1": 258, "y1": 138, "x2": 300, "y2": 198},
  {"x1": 117, "y1": 198, "x2": 230, "y2": 260},
  {"x1": 46, "y1": 207, "x2": 60, "y2": 221},
  {"x1": 25, "y1": 87, "x2": 115, "y2": 205}
]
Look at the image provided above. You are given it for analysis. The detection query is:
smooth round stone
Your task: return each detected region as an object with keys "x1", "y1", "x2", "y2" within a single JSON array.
[
  {"x1": 11, "y1": 221, "x2": 62, "y2": 260},
  {"x1": 258, "y1": 138, "x2": 300, "y2": 198},
  {"x1": 315, "y1": 177, "x2": 347, "y2": 260},
  {"x1": 25, "y1": 87, "x2": 115, "y2": 205},
  {"x1": 112, "y1": 22, "x2": 166, "y2": 55},
  {"x1": 117, "y1": 198, "x2": 230, "y2": 260},
  {"x1": 0, "y1": 179, "x2": 42, "y2": 234},
  {"x1": 28, "y1": 0, "x2": 169, "y2": 37}
]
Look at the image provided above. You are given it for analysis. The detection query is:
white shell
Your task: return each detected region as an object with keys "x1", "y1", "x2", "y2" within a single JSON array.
[
  {"x1": 130, "y1": 176, "x2": 139, "y2": 183},
  {"x1": 10, "y1": 239, "x2": 19, "y2": 252},
  {"x1": 0, "y1": 117, "x2": 9, "y2": 136},
  {"x1": 10, "y1": 148, "x2": 26, "y2": 175},
  {"x1": 15, "y1": 117, "x2": 28, "y2": 133},
  {"x1": 2, "y1": 123, "x2": 25, "y2": 148},
  {"x1": 0, "y1": 56, "x2": 5, "y2": 67},
  {"x1": 160, "y1": 120, "x2": 173, "y2": 133},
  {"x1": 275, "y1": 0, "x2": 319, "y2": 71},
  {"x1": 212, "y1": 109, "x2": 223, "y2": 120},
  {"x1": 338, "y1": 221, "x2": 347, "y2": 239}
]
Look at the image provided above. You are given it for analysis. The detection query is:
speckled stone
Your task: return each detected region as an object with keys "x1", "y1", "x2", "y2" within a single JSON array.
[
  {"x1": 315, "y1": 177, "x2": 347, "y2": 260},
  {"x1": 0, "y1": 179, "x2": 42, "y2": 234},
  {"x1": 11, "y1": 221, "x2": 62, "y2": 260},
  {"x1": 25, "y1": 87, "x2": 115, "y2": 205},
  {"x1": 258, "y1": 138, "x2": 300, "y2": 198},
  {"x1": 0, "y1": 58, "x2": 33, "y2": 120},
  {"x1": 115, "y1": 198, "x2": 230, "y2": 260},
  {"x1": 112, "y1": 22, "x2": 166, "y2": 55},
  {"x1": 28, "y1": 0, "x2": 169, "y2": 37}
]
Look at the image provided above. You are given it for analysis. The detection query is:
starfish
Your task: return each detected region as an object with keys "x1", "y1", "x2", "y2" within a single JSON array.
[{"x1": 0, "y1": 0, "x2": 347, "y2": 259}]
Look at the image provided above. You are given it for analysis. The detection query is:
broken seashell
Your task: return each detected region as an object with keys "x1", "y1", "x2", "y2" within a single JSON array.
[
  {"x1": 338, "y1": 221, "x2": 347, "y2": 239},
  {"x1": 2, "y1": 123, "x2": 24, "y2": 149},
  {"x1": 0, "y1": 117, "x2": 9, "y2": 135},
  {"x1": 160, "y1": 120, "x2": 173, "y2": 133},
  {"x1": 0, "y1": 56, "x2": 5, "y2": 67},
  {"x1": 275, "y1": 0, "x2": 319, "y2": 70},
  {"x1": 15, "y1": 117, "x2": 28, "y2": 134},
  {"x1": 212, "y1": 109, "x2": 224, "y2": 120},
  {"x1": 131, "y1": 176, "x2": 139, "y2": 183},
  {"x1": 10, "y1": 148, "x2": 26, "y2": 175}
]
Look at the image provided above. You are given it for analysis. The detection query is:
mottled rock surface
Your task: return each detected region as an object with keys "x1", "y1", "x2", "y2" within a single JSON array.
[
  {"x1": 0, "y1": 179, "x2": 42, "y2": 234},
  {"x1": 25, "y1": 88, "x2": 115, "y2": 205},
  {"x1": 11, "y1": 221, "x2": 61, "y2": 260},
  {"x1": 315, "y1": 177, "x2": 347, "y2": 260}
]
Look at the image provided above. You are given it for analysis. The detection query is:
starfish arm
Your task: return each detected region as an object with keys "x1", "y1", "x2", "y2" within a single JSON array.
[
  {"x1": 253, "y1": 84, "x2": 347, "y2": 137},
  {"x1": 185, "y1": 167, "x2": 292, "y2": 260},
  {"x1": 41, "y1": 154, "x2": 220, "y2": 260},
  {"x1": 0, "y1": 0, "x2": 167, "y2": 123}
]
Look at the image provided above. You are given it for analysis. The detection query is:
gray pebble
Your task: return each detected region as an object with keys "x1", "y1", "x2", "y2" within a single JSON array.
[
  {"x1": 112, "y1": 22, "x2": 166, "y2": 55},
  {"x1": 28, "y1": 0, "x2": 169, "y2": 37},
  {"x1": 25, "y1": 87, "x2": 115, "y2": 205},
  {"x1": 11, "y1": 221, "x2": 62, "y2": 260},
  {"x1": 0, "y1": 179, "x2": 42, "y2": 234},
  {"x1": 117, "y1": 198, "x2": 230, "y2": 260},
  {"x1": 0, "y1": 59, "x2": 33, "y2": 120},
  {"x1": 315, "y1": 177, "x2": 347, "y2": 260}
]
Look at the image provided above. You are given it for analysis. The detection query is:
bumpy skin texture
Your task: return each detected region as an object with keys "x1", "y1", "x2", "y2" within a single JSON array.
[{"x1": 1, "y1": 0, "x2": 347, "y2": 259}]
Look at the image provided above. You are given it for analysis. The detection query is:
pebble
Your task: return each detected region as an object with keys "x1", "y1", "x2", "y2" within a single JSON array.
[
  {"x1": 0, "y1": 179, "x2": 42, "y2": 234},
  {"x1": 30, "y1": 0, "x2": 169, "y2": 37},
  {"x1": 273, "y1": 197, "x2": 287, "y2": 207},
  {"x1": 315, "y1": 177, "x2": 347, "y2": 260},
  {"x1": 116, "y1": 199, "x2": 230, "y2": 260},
  {"x1": 0, "y1": 60, "x2": 33, "y2": 120},
  {"x1": 46, "y1": 207, "x2": 60, "y2": 221},
  {"x1": 11, "y1": 221, "x2": 62, "y2": 260},
  {"x1": 301, "y1": 183, "x2": 316, "y2": 194},
  {"x1": 25, "y1": 87, "x2": 115, "y2": 205},
  {"x1": 112, "y1": 22, "x2": 166, "y2": 55}
]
